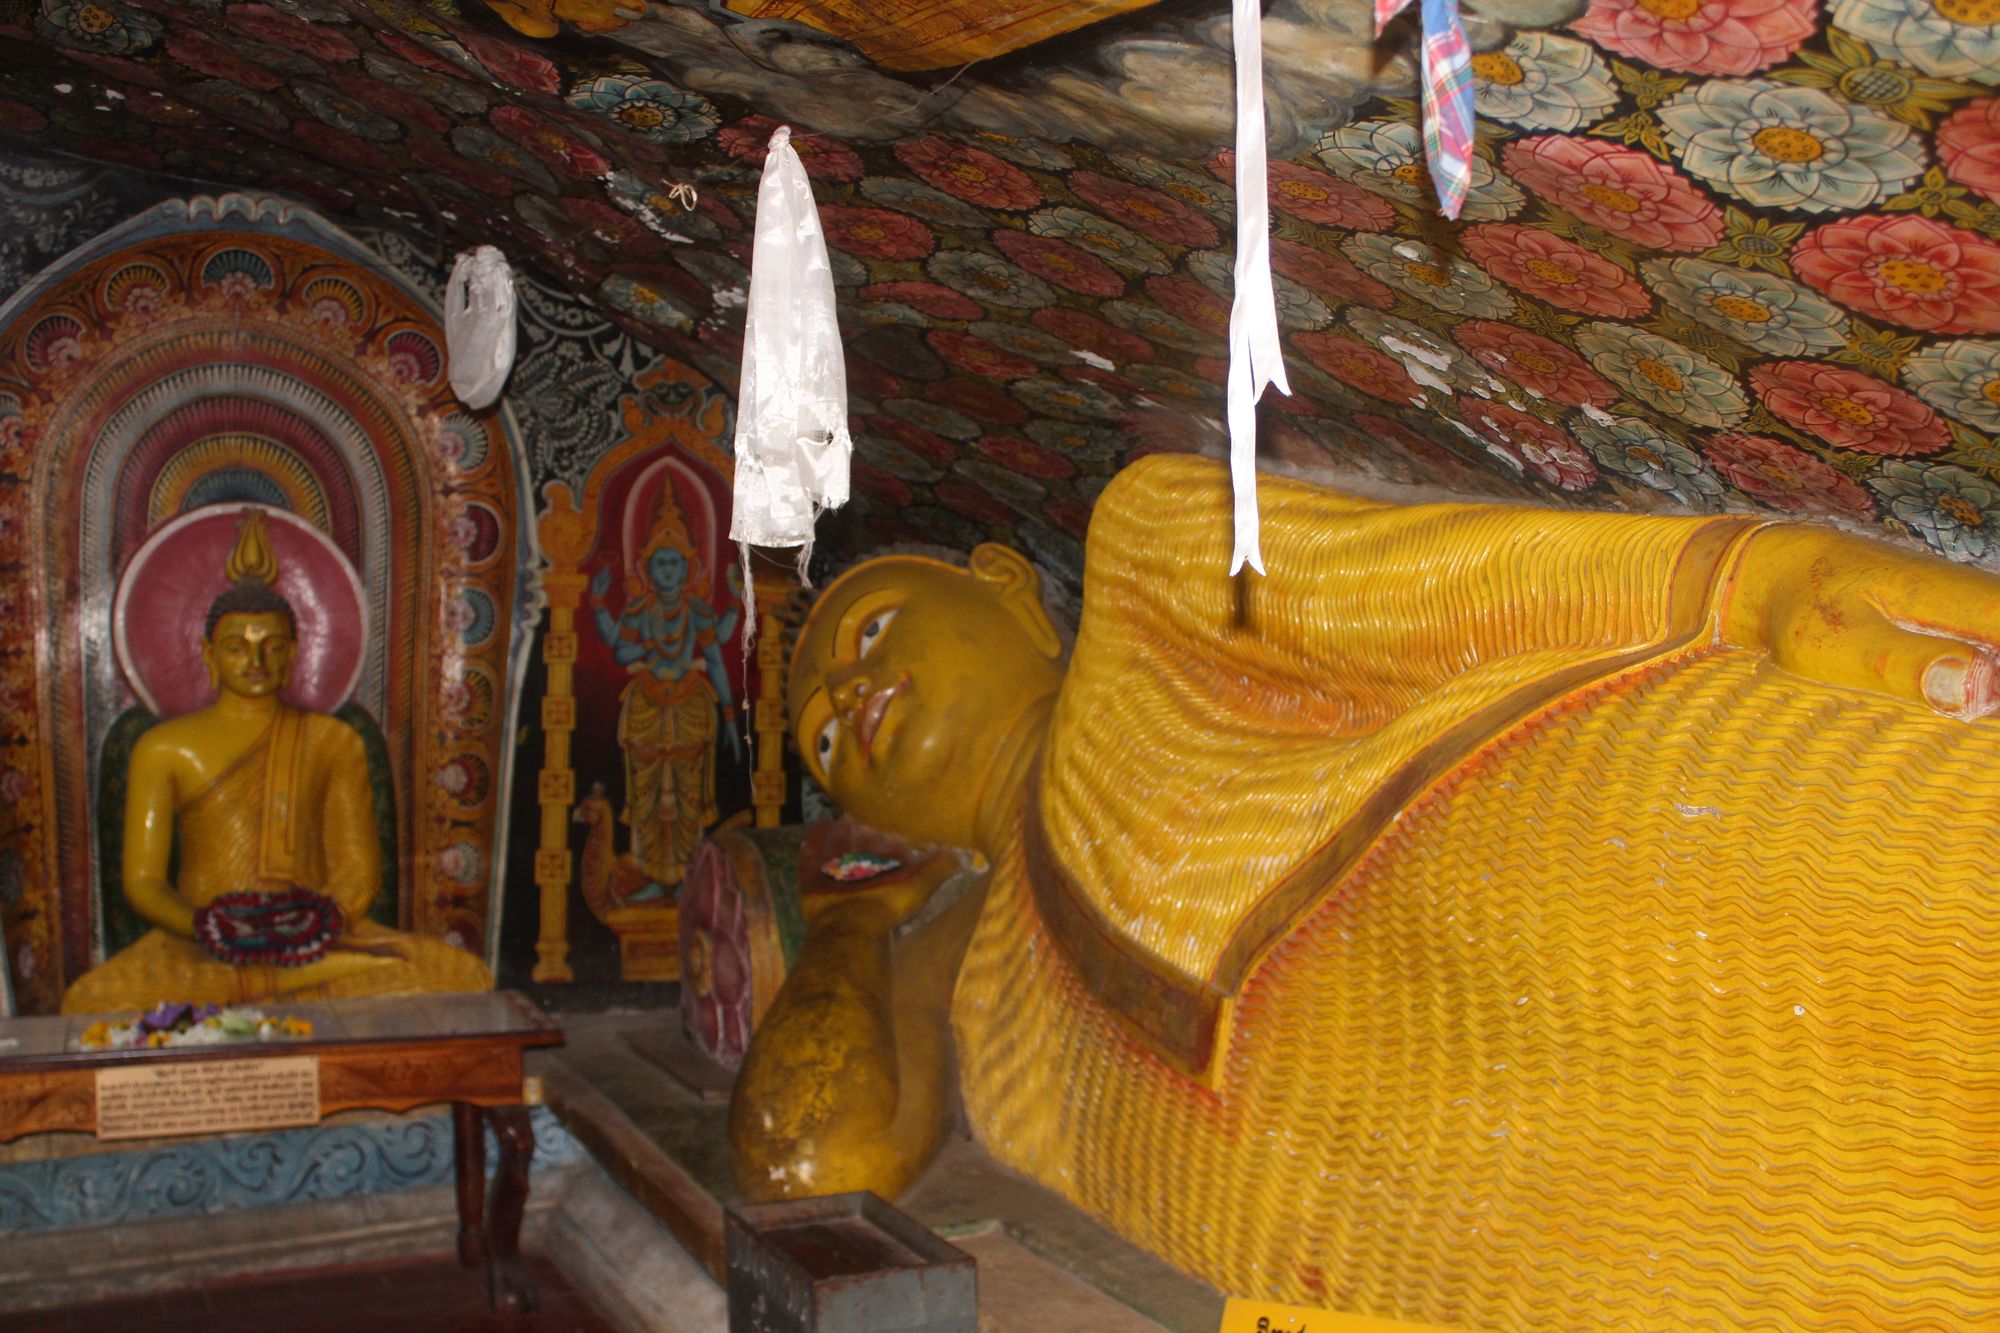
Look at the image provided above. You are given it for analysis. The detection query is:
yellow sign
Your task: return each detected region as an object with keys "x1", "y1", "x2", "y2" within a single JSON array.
[
  {"x1": 1221, "y1": 1298, "x2": 1480, "y2": 1332},
  {"x1": 95, "y1": 1055, "x2": 320, "y2": 1141}
]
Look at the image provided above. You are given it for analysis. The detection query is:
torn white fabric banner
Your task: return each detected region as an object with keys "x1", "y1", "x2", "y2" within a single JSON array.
[
  {"x1": 1228, "y1": 0, "x2": 1291, "y2": 575},
  {"x1": 730, "y1": 124, "x2": 851, "y2": 591},
  {"x1": 444, "y1": 245, "x2": 516, "y2": 411}
]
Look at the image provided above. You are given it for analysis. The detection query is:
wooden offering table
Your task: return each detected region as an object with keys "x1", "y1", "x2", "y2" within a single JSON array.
[{"x1": 0, "y1": 990, "x2": 563, "y2": 1311}]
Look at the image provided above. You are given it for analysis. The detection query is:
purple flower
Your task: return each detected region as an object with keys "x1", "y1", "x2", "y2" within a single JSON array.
[
  {"x1": 141, "y1": 1002, "x2": 192, "y2": 1033},
  {"x1": 139, "y1": 1002, "x2": 217, "y2": 1033}
]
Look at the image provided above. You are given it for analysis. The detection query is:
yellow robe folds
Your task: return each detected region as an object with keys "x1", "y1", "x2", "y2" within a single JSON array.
[
  {"x1": 724, "y1": 0, "x2": 1161, "y2": 71},
  {"x1": 952, "y1": 457, "x2": 2000, "y2": 1330},
  {"x1": 63, "y1": 709, "x2": 488, "y2": 1014},
  {"x1": 618, "y1": 668, "x2": 720, "y2": 886}
]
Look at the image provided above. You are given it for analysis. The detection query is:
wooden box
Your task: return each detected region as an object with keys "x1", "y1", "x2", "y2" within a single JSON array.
[{"x1": 725, "y1": 1191, "x2": 976, "y2": 1333}]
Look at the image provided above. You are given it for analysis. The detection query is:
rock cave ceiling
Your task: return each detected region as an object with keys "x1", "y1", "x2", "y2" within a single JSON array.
[{"x1": 3, "y1": 0, "x2": 2000, "y2": 580}]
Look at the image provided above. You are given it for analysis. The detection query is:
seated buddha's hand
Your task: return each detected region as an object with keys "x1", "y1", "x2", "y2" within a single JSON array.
[
  {"x1": 1731, "y1": 526, "x2": 2000, "y2": 720},
  {"x1": 193, "y1": 888, "x2": 345, "y2": 968}
]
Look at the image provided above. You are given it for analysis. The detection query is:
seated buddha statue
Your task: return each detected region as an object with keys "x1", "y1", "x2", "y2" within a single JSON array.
[
  {"x1": 61, "y1": 515, "x2": 490, "y2": 1014},
  {"x1": 738, "y1": 453, "x2": 2000, "y2": 1329}
]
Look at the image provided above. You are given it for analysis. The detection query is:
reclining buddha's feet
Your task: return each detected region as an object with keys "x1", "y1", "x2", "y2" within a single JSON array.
[{"x1": 1728, "y1": 525, "x2": 2000, "y2": 721}]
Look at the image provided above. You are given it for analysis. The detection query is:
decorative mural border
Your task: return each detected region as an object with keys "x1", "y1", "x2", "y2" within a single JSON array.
[{"x1": 0, "y1": 1106, "x2": 583, "y2": 1235}]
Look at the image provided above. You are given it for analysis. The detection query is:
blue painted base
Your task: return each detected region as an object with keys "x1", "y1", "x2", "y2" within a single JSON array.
[{"x1": 0, "y1": 1107, "x2": 582, "y2": 1234}]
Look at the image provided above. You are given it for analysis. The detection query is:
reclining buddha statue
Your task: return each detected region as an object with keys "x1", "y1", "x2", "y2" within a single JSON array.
[
  {"x1": 62, "y1": 513, "x2": 491, "y2": 1013},
  {"x1": 737, "y1": 453, "x2": 2000, "y2": 1330}
]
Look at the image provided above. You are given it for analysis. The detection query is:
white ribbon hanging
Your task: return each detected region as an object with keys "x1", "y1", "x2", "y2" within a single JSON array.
[
  {"x1": 444, "y1": 245, "x2": 517, "y2": 411},
  {"x1": 1227, "y1": 0, "x2": 1292, "y2": 576},
  {"x1": 730, "y1": 124, "x2": 852, "y2": 651}
]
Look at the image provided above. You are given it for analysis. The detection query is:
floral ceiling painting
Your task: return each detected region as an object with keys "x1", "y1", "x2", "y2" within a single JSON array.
[{"x1": 2, "y1": 0, "x2": 1999, "y2": 576}]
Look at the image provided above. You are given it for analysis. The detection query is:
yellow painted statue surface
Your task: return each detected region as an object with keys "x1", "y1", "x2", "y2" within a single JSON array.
[
  {"x1": 752, "y1": 453, "x2": 2000, "y2": 1330},
  {"x1": 720, "y1": 0, "x2": 1162, "y2": 71},
  {"x1": 63, "y1": 523, "x2": 490, "y2": 1013}
]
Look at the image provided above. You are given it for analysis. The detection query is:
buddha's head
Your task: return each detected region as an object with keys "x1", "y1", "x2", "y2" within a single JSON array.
[
  {"x1": 790, "y1": 544, "x2": 1066, "y2": 849},
  {"x1": 201, "y1": 580, "x2": 297, "y2": 699}
]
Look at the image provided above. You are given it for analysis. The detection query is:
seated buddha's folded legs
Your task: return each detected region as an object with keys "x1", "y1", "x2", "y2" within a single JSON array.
[{"x1": 60, "y1": 922, "x2": 491, "y2": 1014}]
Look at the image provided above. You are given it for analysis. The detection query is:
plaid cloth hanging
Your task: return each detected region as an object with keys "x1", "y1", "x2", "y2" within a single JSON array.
[{"x1": 1375, "y1": 0, "x2": 1474, "y2": 220}]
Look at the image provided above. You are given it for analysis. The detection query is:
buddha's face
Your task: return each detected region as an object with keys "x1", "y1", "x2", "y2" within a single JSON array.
[
  {"x1": 204, "y1": 611, "x2": 295, "y2": 698},
  {"x1": 790, "y1": 545, "x2": 1065, "y2": 848},
  {"x1": 647, "y1": 547, "x2": 688, "y2": 603}
]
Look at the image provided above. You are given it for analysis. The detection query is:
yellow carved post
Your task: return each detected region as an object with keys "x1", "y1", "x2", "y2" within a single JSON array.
[
  {"x1": 531, "y1": 483, "x2": 590, "y2": 984},
  {"x1": 751, "y1": 569, "x2": 794, "y2": 828}
]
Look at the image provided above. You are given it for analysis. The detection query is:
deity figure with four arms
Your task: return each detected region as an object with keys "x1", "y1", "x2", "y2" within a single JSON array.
[
  {"x1": 738, "y1": 454, "x2": 2000, "y2": 1329},
  {"x1": 588, "y1": 495, "x2": 740, "y2": 897},
  {"x1": 62, "y1": 512, "x2": 490, "y2": 1014}
]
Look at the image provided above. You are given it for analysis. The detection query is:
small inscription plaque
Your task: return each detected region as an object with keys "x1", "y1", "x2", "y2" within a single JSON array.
[{"x1": 95, "y1": 1056, "x2": 320, "y2": 1141}]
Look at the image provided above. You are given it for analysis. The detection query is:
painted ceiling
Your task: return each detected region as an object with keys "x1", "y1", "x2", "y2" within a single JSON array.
[{"x1": 3, "y1": 0, "x2": 2000, "y2": 576}]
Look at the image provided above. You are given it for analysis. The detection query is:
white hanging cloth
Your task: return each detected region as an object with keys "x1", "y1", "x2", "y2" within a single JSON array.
[
  {"x1": 444, "y1": 245, "x2": 516, "y2": 410},
  {"x1": 730, "y1": 124, "x2": 851, "y2": 628},
  {"x1": 1227, "y1": 0, "x2": 1291, "y2": 575}
]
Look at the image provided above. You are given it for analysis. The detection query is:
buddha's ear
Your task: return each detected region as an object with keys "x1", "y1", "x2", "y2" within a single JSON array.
[
  {"x1": 199, "y1": 640, "x2": 218, "y2": 691},
  {"x1": 969, "y1": 543, "x2": 1062, "y2": 660}
]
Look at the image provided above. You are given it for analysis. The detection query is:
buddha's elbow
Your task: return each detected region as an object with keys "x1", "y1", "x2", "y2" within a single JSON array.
[
  {"x1": 125, "y1": 877, "x2": 194, "y2": 937},
  {"x1": 730, "y1": 1097, "x2": 913, "y2": 1202},
  {"x1": 728, "y1": 1028, "x2": 922, "y2": 1200}
]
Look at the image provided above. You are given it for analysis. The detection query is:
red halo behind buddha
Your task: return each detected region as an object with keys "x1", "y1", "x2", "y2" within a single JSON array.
[{"x1": 113, "y1": 505, "x2": 368, "y2": 717}]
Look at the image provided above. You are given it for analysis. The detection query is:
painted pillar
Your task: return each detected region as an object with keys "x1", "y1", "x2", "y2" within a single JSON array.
[
  {"x1": 751, "y1": 571, "x2": 793, "y2": 828},
  {"x1": 529, "y1": 482, "x2": 588, "y2": 985}
]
